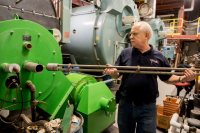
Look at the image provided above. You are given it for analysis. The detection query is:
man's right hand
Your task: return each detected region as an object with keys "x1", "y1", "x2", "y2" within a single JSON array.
[{"x1": 103, "y1": 64, "x2": 119, "y2": 79}]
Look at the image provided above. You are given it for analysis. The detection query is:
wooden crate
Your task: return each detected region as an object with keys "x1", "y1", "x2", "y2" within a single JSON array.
[
  {"x1": 163, "y1": 97, "x2": 181, "y2": 116},
  {"x1": 157, "y1": 105, "x2": 172, "y2": 130}
]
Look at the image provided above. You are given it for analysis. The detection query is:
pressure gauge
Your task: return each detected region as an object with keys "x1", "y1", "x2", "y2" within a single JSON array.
[{"x1": 138, "y1": 3, "x2": 152, "y2": 17}]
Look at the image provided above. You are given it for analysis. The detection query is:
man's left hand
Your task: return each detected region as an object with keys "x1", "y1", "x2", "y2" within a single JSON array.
[{"x1": 181, "y1": 69, "x2": 196, "y2": 82}]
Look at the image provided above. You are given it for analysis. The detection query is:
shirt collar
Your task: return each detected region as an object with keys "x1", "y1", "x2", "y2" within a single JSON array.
[{"x1": 133, "y1": 45, "x2": 153, "y2": 55}]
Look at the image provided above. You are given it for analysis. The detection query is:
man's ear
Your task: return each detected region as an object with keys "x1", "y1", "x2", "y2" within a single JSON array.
[{"x1": 146, "y1": 32, "x2": 150, "y2": 39}]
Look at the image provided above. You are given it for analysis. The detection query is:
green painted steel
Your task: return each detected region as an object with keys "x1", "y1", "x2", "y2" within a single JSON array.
[
  {"x1": 0, "y1": 19, "x2": 71, "y2": 117},
  {"x1": 82, "y1": 110, "x2": 115, "y2": 133},
  {"x1": 61, "y1": 104, "x2": 74, "y2": 133},
  {"x1": 0, "y1": 19, "x2": 116, "y2": 132},
  {"x1": 66, "y1": 73, "x2": 116, "y2": 133},
  {"x1": 66, "y1": 73, "x2": 96, "y2": 107}
]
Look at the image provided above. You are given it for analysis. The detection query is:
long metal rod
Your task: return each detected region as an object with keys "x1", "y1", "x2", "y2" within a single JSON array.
[
  {"x1": 61, "y1": 68, "x2": 200, "y2": 76},
  {"x1": 58, "y1": 64, "x2": 200, "y2": 71}
]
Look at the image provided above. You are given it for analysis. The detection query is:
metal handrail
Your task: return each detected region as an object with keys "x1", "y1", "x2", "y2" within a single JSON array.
[{"x1": 162, "y1": 18, "x2": 183, "y2": 35}]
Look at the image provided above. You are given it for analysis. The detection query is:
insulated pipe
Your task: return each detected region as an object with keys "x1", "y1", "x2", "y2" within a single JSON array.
[
  {"x1": 2, "y1": 63, "x2": 21, "y2": 73},
  {"x1": 184, "y1": 0, "x2": 195, "y2": 12},
  {"x1": 24, "y1": 62, "x2": 43, "y2": 72},
  {"x1": 170, "y1": 113, "x2": 182, "y2": 128},
  {"x1": 46, "y1": 63, "x2": 59, "y2": 71},
  {"x1": 169, "y1": 113, "x2": 200, "y2": 133}
]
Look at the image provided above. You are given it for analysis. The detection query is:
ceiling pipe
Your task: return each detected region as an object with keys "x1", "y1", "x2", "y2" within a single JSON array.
[
  {"x1": 157, "y1": 14, "x2": 175, "y2": 18},
  {"x1": 184, "y1": 0, "x2": 195, "y2": 12}
]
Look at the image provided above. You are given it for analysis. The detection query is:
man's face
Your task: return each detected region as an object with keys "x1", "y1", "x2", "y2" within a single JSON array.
[{"x1": 129, "y1": 25, "x2": 148, "y2": 48}]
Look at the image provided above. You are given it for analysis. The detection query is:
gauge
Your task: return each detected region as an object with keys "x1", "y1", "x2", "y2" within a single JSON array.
[{"x1": 138, "y1": 3, "x2": 152, "y2": 17}]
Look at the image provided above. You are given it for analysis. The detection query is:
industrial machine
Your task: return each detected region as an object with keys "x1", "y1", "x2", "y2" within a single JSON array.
[
  {"x1": 0, "y1": 18, "x2": 116, "y2": 133},
  {"x1": 0, "y1": 0, "x2": 168, "y2": 132},
  {"x1": 0, "y1": 0, "x2": 166, "y2": 66},
  {"x1": 147, "y1": 18, "x2": 166, "y2": 49},
  {"x1": 62, "y1": 0, "x2": 140, "y2": 65}
]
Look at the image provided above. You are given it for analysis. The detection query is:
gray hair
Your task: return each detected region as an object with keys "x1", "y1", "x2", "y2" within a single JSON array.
[{"x1": 133, "y1": 21, "x2": 153, "y2": 39}]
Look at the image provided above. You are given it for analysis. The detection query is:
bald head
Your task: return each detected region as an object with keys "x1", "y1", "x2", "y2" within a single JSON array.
[{"x1": 132, "y1": 21, "x2": 153, "y2": 40}]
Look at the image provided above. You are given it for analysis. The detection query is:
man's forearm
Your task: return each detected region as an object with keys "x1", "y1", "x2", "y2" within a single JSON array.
[{"x1": 165, "y1": 75, "x2": 183, "y2": 84}]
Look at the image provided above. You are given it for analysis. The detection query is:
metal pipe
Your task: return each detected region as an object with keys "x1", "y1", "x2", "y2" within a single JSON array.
[
  {"x1": 46, "y1": 63, "x2": 200, "y2": 75},
  {"x1": 103, "y1": 79, "x2": 116, "y2": 84},
  {"x1": 24, "y1": 62, "x2": 43, "y2": 72},
  {"x1": 60, "y1": 68, "x2": 200, "y2": 75},
  {"x1": 20, "y1": 114, "x2": 32, "y2": 125},
  {"x1": 26, "y1": 81, "x2": 36, "y2": 122},
  {"x1": 46, "y1": 63, "x2": 59, "y2": 71},
  {"x1": 1, "y1": 63, "x2": 21, "y2": 73},
  {"x1": 0, "y1": 4, "x2": 57, "y2": 19},
  {"x1": 23, "y1": 42, "x2": 32, "y2": 50},
  {"x1": 184, "y1": 0, "x2": 195, "y2": 12},
  {"x1": 54, "y1": 64, "x2": 200, "y2": 71},
  {"x1": 169, "y1": 113, "x2": 200, "y2": 133}
]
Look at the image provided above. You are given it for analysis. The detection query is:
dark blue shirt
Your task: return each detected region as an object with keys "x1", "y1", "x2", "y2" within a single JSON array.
[{"x1": 115, "y1": 45, "x2": 172, "y2": 105}]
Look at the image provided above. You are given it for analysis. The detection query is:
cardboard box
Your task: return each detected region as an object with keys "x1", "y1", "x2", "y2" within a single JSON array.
[{"x1": 157, "y1": 105, "x2": 172, "y2": 130}]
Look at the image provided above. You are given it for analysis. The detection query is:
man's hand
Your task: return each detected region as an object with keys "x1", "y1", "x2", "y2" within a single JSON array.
[
  {"x1": 180, "y1": 69, "x2": 196, "y2": 82},
  {"x1": 103, "y1": 64, "x2": 119, "y2": 79}
]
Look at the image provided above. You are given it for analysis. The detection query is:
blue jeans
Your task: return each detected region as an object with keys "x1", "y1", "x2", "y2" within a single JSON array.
[{"x1": 117, "y1": 98, "x2": 156, "y2": 133}]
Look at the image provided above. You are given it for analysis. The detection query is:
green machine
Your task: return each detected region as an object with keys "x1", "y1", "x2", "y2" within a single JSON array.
[
  {"x1": 66, "y1": 73, "x2": 115, "y2": 133},
  {"x1": 0, "y1": 19, "x2": 116, "y2": 133}
]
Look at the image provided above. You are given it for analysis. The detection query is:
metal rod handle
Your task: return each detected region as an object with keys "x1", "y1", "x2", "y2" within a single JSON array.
[
  {"x1": 61, "y1": 68, "x2": 200, "y2": 76},
  {"x1": 57, "y1": 64, "x2": 200, "y2": 71}
]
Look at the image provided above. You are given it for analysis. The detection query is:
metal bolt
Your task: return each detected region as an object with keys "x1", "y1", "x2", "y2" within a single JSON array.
[
  {"x1": 13, "y1": 98, "x2": 16, "y2": 102},
  {"x1": 52, "y1": 51, "x2": 56, "y2": 55},
  {"x1": 8, "y1": 5, "x2": 12, "y2": 10},
  {"x1": 32, "y1": 10, "x2": 36, "y2": 14},
  {"x1": 52, "y1": 73, "x2": 56, "y2": 76},
  {"x1": 94, "y1": 26, "x2": 99, "y2": 29},
  {"x1": 21, "y1": 8, "x2": 24, "y2": 13},
  {"x1": 10, "y1": 31, "x2": 14, "y2": 35},
  {"x1": 37, "y1": 33, "x2": 41, "y2": 38}
]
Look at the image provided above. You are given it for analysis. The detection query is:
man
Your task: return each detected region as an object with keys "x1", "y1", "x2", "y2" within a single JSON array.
[{"x1": 103, "y1": 21, "x2": 196, "y2": 133}]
